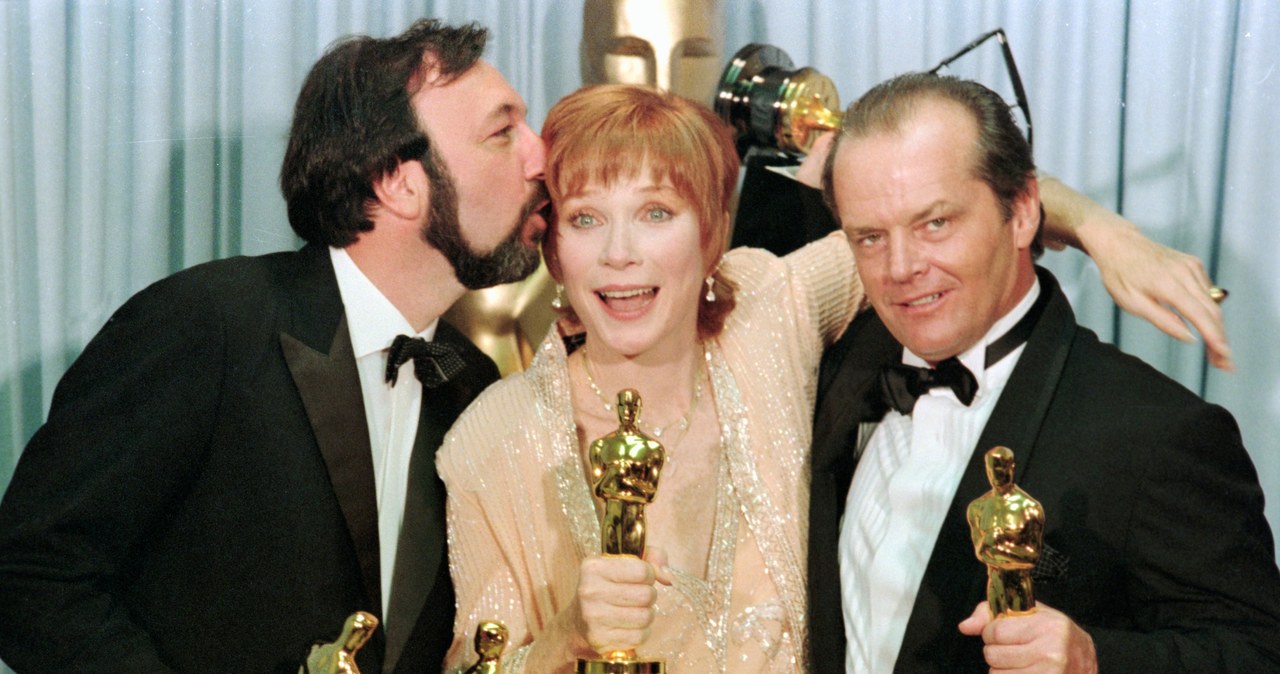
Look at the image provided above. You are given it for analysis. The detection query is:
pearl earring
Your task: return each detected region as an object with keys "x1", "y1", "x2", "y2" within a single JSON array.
[
  {"x1": 551, "y1": 284, "x2": 565, "y2": 309},
  {"x1": 704, "y1": 276, "x2": 716, "y2": 302}
]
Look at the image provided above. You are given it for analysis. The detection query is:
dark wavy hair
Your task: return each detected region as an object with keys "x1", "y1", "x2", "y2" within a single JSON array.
[
  {"x1": 280, "y1": 19, "x2": 487, "y2": 246},
  {"x1": 541, "y1": 84, "x2": 740, "y2": 340},
  {"x1": 821, "y1": 72, "x2": 1043, "y2": 256}
]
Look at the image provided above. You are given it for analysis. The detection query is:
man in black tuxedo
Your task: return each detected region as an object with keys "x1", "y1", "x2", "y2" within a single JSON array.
[
  {"x1": 807, "y1": 73, "x2": 1280, "y2": 672},
  {"x1": 0, "y1": 19, "x2": 548, "y2": 674}
]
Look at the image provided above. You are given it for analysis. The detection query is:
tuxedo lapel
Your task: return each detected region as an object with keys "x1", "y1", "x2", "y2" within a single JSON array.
[
  {"x1": 971, "y1": 269, "x2": 1075, "y2": 483},
  {"x1": 382, "y1": 387, "x2": 447, "y2": 673},
  {"x1": 813, "y1": 311, "x2": 900, "y2": 476},
  {"x1": 384, "y1": 321, "x2": 496, "y2": 673},
  {"x1": 273, "y1": 246, "x2": 495, "y2": 672},
  {"x1": 274, "y1": 245, "x2": 382, "y2": 617},
  {"x1": 808, "y1": 310, "x2": 902, "y2": 664},
  {"x1": 282, "y1": 318, "x2": 381, "y2": 614},
  {"x1": 897, "y1": 268, "x2": 1078, "y2": 669}
]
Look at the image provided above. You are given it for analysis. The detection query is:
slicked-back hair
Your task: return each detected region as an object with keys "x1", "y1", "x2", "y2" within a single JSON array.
[
  {"x1": 821, "y1": 72, "x2": 1043, "y2": 256},
  {"x1": 541, "y1": 84, "x2": 740, "y2": 340},
  {"x1": 280, "y1": 19, "x2": 487, "y2": 247}
]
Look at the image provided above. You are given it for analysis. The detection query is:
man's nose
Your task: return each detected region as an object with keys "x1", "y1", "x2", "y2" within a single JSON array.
[
  {"x1": 887, "y1": 236, "x2": 927, "y2": 282},
  {"x1": 520, "y1": 123, "x2": 546, "y2": 181}
]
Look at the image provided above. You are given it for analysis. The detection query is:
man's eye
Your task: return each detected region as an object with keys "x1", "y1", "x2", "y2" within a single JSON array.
[
  {"x1": 492, "y1": 125, "x2": 515, "y2": 140},
  {"x1": 856, "y1": 233, "x2": 883, "y2": 246},
  {"x1": 926, "y1": 218, "x2": 947, "y2": 230}
]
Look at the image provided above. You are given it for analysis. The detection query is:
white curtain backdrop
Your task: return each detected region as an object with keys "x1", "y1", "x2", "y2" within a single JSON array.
[{"x1": 1, "y1": 2, "x2": 1276, "y2": 668}]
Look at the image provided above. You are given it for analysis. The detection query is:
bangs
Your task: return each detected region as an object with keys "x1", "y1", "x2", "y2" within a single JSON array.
[
  {"x1": 547, "y1": 101, "x2": 717, "y2": 214},
  {"x1": 551, "y1": 153, "x2": 701, "y2": 212}
]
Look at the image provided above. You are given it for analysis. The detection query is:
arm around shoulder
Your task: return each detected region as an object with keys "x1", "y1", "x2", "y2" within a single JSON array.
[
  {"x1": 779, "y1": 232, "x2": 864, "y2": 345},
  {"x1": 1038, "y1": 173, "x2": 1232, "y2": 370}
]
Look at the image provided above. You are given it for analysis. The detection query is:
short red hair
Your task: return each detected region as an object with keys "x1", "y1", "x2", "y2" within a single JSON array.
[{"x1": 541, "y1": 84, "x2": 740, "y2": 339}]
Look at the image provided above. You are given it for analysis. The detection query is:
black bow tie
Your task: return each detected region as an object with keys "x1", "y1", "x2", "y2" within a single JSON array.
[
  {"x1": 879, "y1": 357, "x2": 977, "y2": 415},
  {"x1": 385, "y1": 335, "x2": 465, "y2": 388},
  {"x1": 875, "y1": 285, "x2": 1050, "y2": 416}
]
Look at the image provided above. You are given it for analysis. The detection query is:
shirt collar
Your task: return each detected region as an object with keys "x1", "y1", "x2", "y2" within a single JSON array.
[
  {"x1": 903, "y1": 277, "x2": 1041, "y2": 379},
  {"x1": 329, "y1": 247, "x2": 437, "y2": 359}
]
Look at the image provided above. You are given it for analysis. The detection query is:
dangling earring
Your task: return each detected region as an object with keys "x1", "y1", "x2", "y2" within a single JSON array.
[
  {"x1": 704, "y1": 276, "x2": 716, "y2": 302},
  {"x1": 551, "y1": 283, "x2": 565, "y2": 309}
]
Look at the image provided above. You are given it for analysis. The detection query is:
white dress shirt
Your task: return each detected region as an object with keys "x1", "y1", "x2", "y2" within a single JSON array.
[
  {"x1": 329, "y1": 247, "x2": 438, "y2": 621},
  {"x1": 840, "y1": 279, "x2": 1041, "y2": 673}
]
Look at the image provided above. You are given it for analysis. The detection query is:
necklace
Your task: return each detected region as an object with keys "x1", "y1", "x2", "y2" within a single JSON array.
[{"x1": 580, "y1": 345, "x2": 705, "y2": 440}]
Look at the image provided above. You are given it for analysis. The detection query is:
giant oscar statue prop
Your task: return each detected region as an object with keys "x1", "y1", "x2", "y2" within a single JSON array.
[
  {"x1": 582, "y1": 0, "x2": 724, "y2": 101},
  {"x1": 577, "y1": 389, "x2": 666, "y2": 674},
  {"x1": 966, "y1": 446, "x2": 1045, "y2": 617}
]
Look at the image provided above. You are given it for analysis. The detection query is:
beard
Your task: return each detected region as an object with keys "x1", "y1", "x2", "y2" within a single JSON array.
[{"x1": 421, "y1": 151, "x2": 545, "y2": 290}]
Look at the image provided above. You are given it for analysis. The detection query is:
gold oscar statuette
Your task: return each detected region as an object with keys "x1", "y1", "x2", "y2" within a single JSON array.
[
  {"x1": 577, "y1": 389, "x2": 666, "y2": 674},
  {"x1": 298, "y1": 611, "x2": 378, "y2": 674},
  {"x1": 463, "y1": 621, "x2": 509, "y2": 674},
  {"x1": 714, "y1": 43, "x2": 842, "y2": 157},
  {"x1": 966, "y1": 446, "x2": 1045, "y2": 617}
]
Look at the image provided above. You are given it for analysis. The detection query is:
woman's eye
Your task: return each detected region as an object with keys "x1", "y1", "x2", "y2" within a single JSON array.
[
  {"x1": 643, "y1": 206, "x2": 672, "y2": 222},
  {"x1": 569, "y1": 212, "x2": 598, "y2": 228}
]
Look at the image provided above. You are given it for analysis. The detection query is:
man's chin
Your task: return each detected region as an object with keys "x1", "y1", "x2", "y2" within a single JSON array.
[{"x1": 455, "y1": 240, "x2": 540, "y2": 290}]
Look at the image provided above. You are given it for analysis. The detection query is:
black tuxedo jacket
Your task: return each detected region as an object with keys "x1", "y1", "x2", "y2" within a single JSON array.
[
  {"x1": 0, "y1": 243, "x2": 497, "y2": 673},
  {"x1": 807, "y1": 267, "x2": 1280, "y2": 672}
]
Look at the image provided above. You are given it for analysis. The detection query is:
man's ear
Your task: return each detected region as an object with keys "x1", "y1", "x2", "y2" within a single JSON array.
[
  {"x1": 1011, "y1": 177, "x2": 1041, "y2": 250},
  {"x1": 371, "y1": 160, "x2": 429, "y2": 221}
]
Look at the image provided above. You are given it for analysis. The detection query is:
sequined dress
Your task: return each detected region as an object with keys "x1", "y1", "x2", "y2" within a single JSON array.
[{"x1": 438, "y1": 235, "x2": 860, "y2": 673}]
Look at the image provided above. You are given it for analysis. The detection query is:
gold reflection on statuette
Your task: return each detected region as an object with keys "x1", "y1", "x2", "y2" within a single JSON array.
[
  {"x1": 443, "y1": 262, "x2": 557, "y2": 376},
  {"x1": 966, "y1": 446, "x2": 1044, "y2": 617},
  {"x1": 715, "y1": 43, "x2": 842, "y2": 156},
  {"x1": 298, "y1": 611, "x2": 378, "y2": 674},
  {"x1": 463, "y1": 621, "x2": 508, "y2": 674},
  {"x1": 578, "y1": 389, "x2": 666, "y2": 674}
]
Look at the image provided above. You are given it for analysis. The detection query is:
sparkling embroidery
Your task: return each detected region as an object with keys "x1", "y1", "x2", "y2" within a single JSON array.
[
  {"x1": 530, "y1": 332, "x2": 602, "y2": 560},
  {"x1": 444, "y1": 238, "x2": 859, "y2": 673},
  {"x1": 732, "y1": 601, "x2": 787, "y2": 658},
  {"x1": 707, "y1": 339, "x2": 806, "y2": 667}
]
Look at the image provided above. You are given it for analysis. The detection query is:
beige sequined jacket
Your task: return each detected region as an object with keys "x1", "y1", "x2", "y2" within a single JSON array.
[{"x1": 438, "y1": 235, "x2": 861, "y2": 673}]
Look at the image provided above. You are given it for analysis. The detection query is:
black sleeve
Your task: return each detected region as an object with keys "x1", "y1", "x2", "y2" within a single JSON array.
[
  {"x1": 0, "y1": 274, "x2": 223, "y2": 673},
  {"x1": 1090, "y1": 404, "x2": 1280, "y2": 671},
  {"x1": 731, "y1": 154, "x2": 837, "y2": 256}
]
